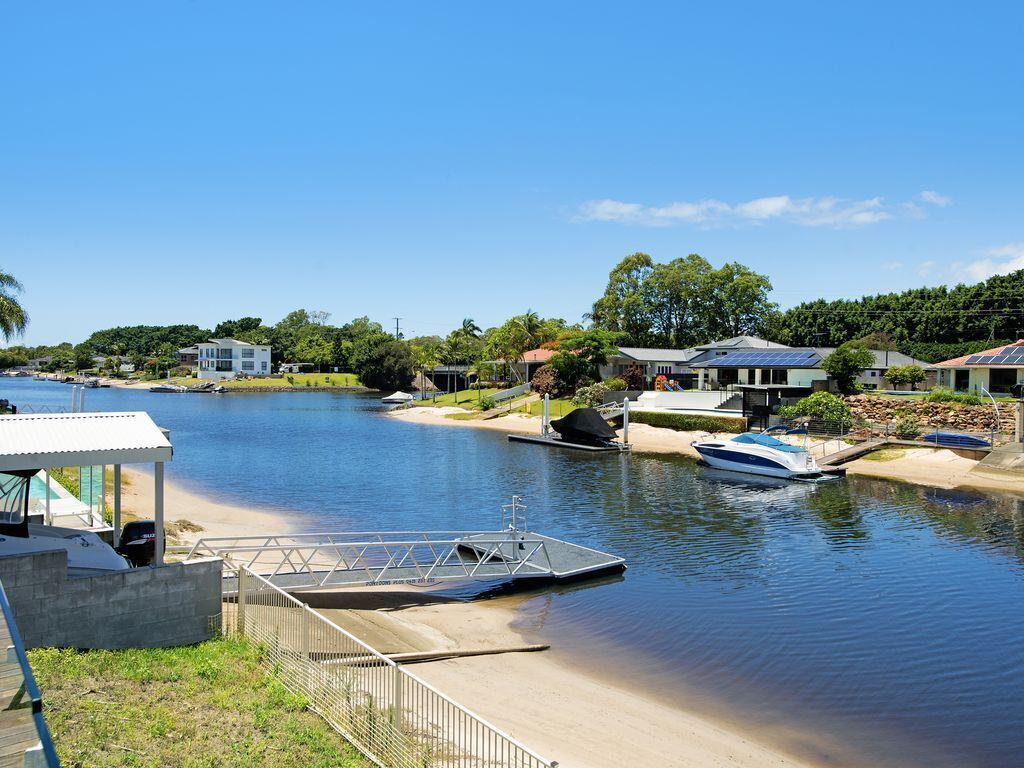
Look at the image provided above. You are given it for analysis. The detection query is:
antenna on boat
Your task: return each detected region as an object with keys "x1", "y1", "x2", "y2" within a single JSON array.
[{"x1": 502, "y1": 495, "x2": 527, "y2": 533}]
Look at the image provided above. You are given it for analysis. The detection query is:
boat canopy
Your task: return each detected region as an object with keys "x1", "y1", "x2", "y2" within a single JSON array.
[
  {"x1": 551, "y1": 408, "x2": 617, "y2": 445},
  {"x1": 731, "y1": 432, "x2": 805, "y2": 453}
]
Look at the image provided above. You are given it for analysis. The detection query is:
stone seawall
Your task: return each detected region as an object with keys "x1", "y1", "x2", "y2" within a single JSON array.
[{"x1": 846, "y1": 394, "x2": 1019, "y2": 433}]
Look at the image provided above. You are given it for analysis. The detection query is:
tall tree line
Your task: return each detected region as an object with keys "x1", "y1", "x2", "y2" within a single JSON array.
[
  {"x1": 588, "y1": 253, "x2": 777, "y2": 347},
  {"x1": 778, "y1": 270, "x2": 1024, "y2": 360}
]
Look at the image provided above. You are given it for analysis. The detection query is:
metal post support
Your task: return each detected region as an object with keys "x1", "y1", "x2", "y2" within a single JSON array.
[
  {"x1": 112, "y1": 465, "x2": 122, "y2": 546},
  {"x1": 542, "y1": 394, "x2": 550, "y2": 435},
  {"x1": 44, "y1": 470, "x2": 51, "y2": 524},
  {"x1": 623, "y1": 397, "x2": 630, "y2": 444},
  {"x1": 79, "y1": 387, "x2": 85, "y2": 412},
  {"x1": 154, "y1": 461, "x2": 165, "y2": 565},
  {"x1": 392, "y1": 665, "x2": 404, "y2": 729},
  {"x1": 236, "y1": 567, "x2": 246, "y2": 636}
]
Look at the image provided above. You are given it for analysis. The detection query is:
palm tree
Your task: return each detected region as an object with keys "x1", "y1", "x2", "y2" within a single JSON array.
[
  {"x1": 414, "y1": 344, "x2": 440, "y2": 399},
  {"x1": 516, "y1": 310, "x2": 542, "y2": 349},
  {"x1": 460, "y1": 318, "x2": 482, "y2": 338},
  {"x1": 0, "y1": 271, "x2": 28, "y2": 340}
]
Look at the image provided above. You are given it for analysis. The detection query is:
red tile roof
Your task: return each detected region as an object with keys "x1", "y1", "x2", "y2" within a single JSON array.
[
  {"x1": 935, "y1": 339, "x2": 1024, "y2": 367},
  {"x1": 521, "y1": 348, "x2": 557, "y2": 363}
]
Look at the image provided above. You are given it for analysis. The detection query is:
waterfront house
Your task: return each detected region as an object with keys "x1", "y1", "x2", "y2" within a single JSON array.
[
  {"x1": 934, "y1": 340, "x2": 1024, "y2": 395},
  {"x1": 197, "y1": 338, "x2": 272, "y2": 380},
  {"x1": 177, "y1": 345, "x2": 199, "y2": 370}
]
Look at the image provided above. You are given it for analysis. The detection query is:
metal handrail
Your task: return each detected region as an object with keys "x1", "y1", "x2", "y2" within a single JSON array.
[
  {"x1": 0, "y1": 581, "x2": 60, "y2": 767},
  {"x1": 235, "y1": 566, "x2": 556, "y2": 767}
]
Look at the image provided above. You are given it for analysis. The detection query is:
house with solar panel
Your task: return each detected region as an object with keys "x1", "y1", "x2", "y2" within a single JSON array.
[{"x1": 934, "y1": 341, "x2": 1024, "y2": 395}]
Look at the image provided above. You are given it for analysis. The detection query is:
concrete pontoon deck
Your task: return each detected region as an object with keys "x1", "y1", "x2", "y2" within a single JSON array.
[
  {"x1": 507, "y1": 433, "x2": 630, "y2": 452},
  {"x1": 190, "y1": 528, "x2": 626, "y2": 594}
]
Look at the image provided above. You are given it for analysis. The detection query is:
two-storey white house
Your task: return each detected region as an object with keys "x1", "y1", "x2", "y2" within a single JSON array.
[{"x1": 197, "y1": 338, "x2": 272, "y2": 380}]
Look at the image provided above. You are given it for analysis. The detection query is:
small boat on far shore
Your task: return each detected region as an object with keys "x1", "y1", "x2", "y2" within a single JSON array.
[{"x1": 382, "y1": 391, "x2": 414, "y2": 404}]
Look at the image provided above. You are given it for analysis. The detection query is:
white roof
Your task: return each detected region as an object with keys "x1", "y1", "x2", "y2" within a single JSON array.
[
  {"x1": 0, "y1": 412, "x2": 173, "y2": 472},
  {"x1": 616, "y1": 347, "x2": 698, "y2": 362}
]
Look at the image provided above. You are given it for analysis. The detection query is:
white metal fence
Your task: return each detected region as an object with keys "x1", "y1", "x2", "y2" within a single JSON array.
[
  {"x1": 491, "y1": 383, "x2": 530, "y2": 403},
  {"x1": 230, "y1": 566, "x2": 556, "y2": 768}
]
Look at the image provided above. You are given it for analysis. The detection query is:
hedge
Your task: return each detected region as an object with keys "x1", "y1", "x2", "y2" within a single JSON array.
[{"x1": 629, "y1": 410, "x2": 747, "y2": 433}]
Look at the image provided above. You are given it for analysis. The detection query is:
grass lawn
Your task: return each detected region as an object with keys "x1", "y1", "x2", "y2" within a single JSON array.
[
  {"x1": 28, "y1": 637, "x2": 370, "y2": 768},
  {"x1": 860, "y1": 447, "x2": 911, "y2": 462},
  {"x1": 414, "y1": 388, "x2": 504, "y2": 409},
  {"x1": 511, "y1": 398, "x2": 577, "y2": 418},
  {"x1": 161, "y1": 373, "x2": 362, "y2": 389}
]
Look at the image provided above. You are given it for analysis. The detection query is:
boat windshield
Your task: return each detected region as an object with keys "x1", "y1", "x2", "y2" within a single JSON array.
[{"x1": 731, "y1": 432, "x2": 805, "y2": 453}]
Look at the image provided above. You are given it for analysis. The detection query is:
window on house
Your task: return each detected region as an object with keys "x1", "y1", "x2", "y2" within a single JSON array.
[
  {"x1": 261, "y1": 361, "x2": 268, "y2": 371},
  {"x1": 241, "y1": 349, "x2": 255, "y2": 358},
  {"x1": 242, "y1": 361, "x2": 255, "y2": 371},
  {"x1": 657, "y1": 365, "x2": 672, "y2": 375}
]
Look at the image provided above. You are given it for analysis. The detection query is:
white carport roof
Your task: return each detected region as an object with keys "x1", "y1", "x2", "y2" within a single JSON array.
[{"x1": 0, "y1": 412, "x2": 173, "y2": 472}]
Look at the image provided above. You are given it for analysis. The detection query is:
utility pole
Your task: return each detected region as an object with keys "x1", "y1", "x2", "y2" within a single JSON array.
[{"x1": 392, "y1": 317, "x2": 402, "y2": 339}]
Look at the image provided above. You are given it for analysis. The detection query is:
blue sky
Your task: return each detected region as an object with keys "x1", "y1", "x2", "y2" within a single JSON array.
[{"x1": 3, "y1": 3, "x2": 1023, "y2": 345}]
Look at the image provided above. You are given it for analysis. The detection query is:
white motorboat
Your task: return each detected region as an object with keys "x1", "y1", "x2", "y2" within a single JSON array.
[
  {"x1": 381, "y1": 391, "x2": 414, "y2": 404},
  {"x1": 0, "y1": 524, "x2": 130, "y2": 577},
  {"x1": 691, "y1": 432, "x2": 837, "y2": 482},
  {"x1": 1, "y1": 470, "x2": 130, "y2": 576}
]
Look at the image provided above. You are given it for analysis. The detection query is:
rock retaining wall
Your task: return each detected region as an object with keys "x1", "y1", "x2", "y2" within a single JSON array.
[{"x1": 846, "y1": 394, "x2": 1018, "y2": 434}]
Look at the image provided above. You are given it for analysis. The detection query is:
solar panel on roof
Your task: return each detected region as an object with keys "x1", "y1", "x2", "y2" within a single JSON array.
[{"x1": 965, "y1": 355, "x2": 983, "y2": 364}]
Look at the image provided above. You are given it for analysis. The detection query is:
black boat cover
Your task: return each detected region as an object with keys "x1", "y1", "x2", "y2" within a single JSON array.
[{"x1": 550, "y1": 408, "x2": 617, "y2": 445}]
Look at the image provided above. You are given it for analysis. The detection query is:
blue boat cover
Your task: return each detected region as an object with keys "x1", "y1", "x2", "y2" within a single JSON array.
[
  {"x1": 921, "y1": 432, "x2": 991, "y2": 449},
  {"x1": 731, "y1": 432, "x2": 805, "y2": 453}
]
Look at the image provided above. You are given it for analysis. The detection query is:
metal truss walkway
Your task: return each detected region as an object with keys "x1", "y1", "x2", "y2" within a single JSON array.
[{"x1": 184, "y1": 498, "x2": 625, "y2": 593}]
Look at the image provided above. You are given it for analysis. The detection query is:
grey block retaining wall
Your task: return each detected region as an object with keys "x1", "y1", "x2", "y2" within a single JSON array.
[{"x1": 0, "y1": 550, "x2": 222, "y2": 649}]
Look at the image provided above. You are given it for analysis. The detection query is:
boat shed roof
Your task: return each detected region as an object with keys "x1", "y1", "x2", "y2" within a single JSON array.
[{"x1": 0, "y1": 412, "x2": 173, "y2": 472}]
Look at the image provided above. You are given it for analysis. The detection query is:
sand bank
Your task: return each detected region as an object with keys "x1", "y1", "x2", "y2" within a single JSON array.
[
  {"x1": 118, "y1": 466, "x2": 300, "y2": 543},
  {"x1": 309, "y1": 589, "x2": 819, "y2": 768}
]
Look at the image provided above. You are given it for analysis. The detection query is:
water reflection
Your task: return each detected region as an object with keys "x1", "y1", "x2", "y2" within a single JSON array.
[{"x1": 4, "y1": 380, "x2": 1024, "y2": 766}]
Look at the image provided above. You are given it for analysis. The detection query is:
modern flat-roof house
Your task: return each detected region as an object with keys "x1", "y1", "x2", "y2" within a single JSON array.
[
  {"x1": 934, "y1": 340, "x2": 1024, "y2": 395},
  {"x1": 197, "y1": 338, "x2": 272, "y2": 380}
]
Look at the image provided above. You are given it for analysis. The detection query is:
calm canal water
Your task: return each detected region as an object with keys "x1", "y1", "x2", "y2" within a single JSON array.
[{"x1": 8, "y1": 379, "x2": 1024, "y2": 766}]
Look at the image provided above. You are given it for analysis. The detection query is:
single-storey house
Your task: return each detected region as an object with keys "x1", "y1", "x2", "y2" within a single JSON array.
[{"x1": 934, "y1": 340, "x2": 1024, "y2": 395}]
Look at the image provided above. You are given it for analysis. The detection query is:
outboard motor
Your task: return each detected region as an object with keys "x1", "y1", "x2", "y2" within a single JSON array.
[{"x1": 116, "y1": 520, "x2": 157, "y2": 566}]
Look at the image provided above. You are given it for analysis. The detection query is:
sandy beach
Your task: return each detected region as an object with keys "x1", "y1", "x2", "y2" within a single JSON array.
[
  {"x1": 119, "y1": 462, "x2": 821, "y2": 767},
  {"x1": 390, "y1": 406, "x2": 1024, "y2": 497}
]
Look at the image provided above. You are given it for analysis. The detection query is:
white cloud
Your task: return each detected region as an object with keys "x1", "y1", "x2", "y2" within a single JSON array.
[
  {"x1": 881, "y1": 260, "x2": 903, "y2": 271},
  {"x1": 917, "y1": 261, "x2": 936, "y2": 277},
  {"x1": 950, "y1": 243, "x2": 1024, "y2": 283},
  {"x1": 919, "y1": 190, "x2": 952, "y2": 207},
  {"x1": 575, "y1": 193, "x2": 923, "y2": 229}
]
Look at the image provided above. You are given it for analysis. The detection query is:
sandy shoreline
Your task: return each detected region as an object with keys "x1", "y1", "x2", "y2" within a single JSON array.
[
  {"x1": 390, "y1": 406, "x2": 1024, "y2": 497},
  {"x1": 122, "y1": 464, "x2": 820, "y2": 767}
]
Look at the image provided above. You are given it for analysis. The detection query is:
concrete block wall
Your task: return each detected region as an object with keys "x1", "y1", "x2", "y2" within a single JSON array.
[{"x1": 0, "y1": 550, "x2": 222, "y2": 649}]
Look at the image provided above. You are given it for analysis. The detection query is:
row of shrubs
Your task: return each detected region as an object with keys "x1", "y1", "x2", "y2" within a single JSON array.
[{"x1": 629, "y1": 410, "x2": 747, "y2": 433}]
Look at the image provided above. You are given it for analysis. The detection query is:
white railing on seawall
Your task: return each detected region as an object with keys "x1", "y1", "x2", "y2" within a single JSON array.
[
  {"x1": 228, "y1": 566, "x2": 557, "y2": 768},
  {"x1": 491, "y1": 383, "x2": 530, "y2": 403}
]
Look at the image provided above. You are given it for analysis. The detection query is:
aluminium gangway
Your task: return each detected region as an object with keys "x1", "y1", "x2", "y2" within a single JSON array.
[{"x1": 182, "y1": 497, "x2": 625, "y2": 593}]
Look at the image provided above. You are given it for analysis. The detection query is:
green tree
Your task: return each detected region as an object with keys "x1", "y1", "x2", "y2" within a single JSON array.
[
  {"x1": 821, "y1": 343, "x2": 875, "y2": 394},
  {"x1": 293, "y1": 326, "x2": 336, "y2": 372},
  {"x1": 351, "y1": 333, "x2": 414, "y2": 390},
  {"x1": 0, "y1": 270, "x2": 28, "y2": 340},
  {"x1": 589, "y1": 252, "x2": 656, "y2": 345},
  {"x1": 885, "y1": 364, "x2": 926, "y2": 390},
  {"x1": 213, "y1": 317, "x2": 262, "y2": 338}
]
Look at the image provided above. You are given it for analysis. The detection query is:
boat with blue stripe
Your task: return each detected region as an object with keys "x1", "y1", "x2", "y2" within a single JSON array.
[{"x1": 691, "y1": 432, "x2": 841, "y2": 483}]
